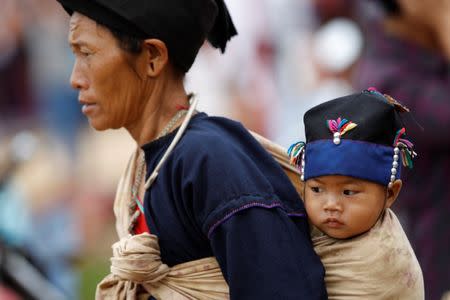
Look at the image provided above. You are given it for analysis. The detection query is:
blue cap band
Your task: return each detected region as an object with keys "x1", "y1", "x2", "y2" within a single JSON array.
[{"x1": 304, "y1": 139, "x2": 400, "y2": 185}]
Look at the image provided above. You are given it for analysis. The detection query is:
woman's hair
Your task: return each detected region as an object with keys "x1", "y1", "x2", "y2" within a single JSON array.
[
  {"x1": 103, "y1": 25, "x2": 143, "y2": 55},
  {"x1": 97, "y1": 22, "x2": 184, "y2": 78},
  {"x1": 378, "y1": 0, "x2": 400, "y2": 15}
]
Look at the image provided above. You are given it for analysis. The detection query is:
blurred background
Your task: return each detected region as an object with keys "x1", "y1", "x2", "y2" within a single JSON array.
[{"x1": 0, "y1": 0, "x2": 449, "y2": 299}]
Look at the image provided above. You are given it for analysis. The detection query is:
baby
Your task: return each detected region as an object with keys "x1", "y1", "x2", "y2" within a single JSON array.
[{"x1": 288, "y1": 88, "x2": 424, "y2": 299}]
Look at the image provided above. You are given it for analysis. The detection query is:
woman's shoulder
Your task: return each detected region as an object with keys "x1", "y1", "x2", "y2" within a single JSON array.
[{"x1": 176, "y1": 113, "x2": 257, "y2": 159}]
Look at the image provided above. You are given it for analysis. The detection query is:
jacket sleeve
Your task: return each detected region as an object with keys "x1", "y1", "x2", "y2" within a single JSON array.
[{"x1": 209, "y1": 205, "x2": 328, "y2": 300}]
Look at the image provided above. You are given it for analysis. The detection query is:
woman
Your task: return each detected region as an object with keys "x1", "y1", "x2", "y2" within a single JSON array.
[
  {"x1": 354, "y1": 1, "x2": 450, "y2": 299},
  {"x1": 57, "y1": 0, "x2": 327, "y2": 299}
]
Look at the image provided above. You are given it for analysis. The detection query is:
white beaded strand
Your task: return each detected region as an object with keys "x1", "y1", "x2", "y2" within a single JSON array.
[
  {"x1": 388, "y1": 146, "x2": 400, "y2": 188},
  {"x1": 300, "y1": 150, "x2": 306, "y2": 181}
]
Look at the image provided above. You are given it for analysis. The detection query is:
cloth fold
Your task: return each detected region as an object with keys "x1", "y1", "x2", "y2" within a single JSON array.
[
  {"x1": 110, "y1": 233, "x2": 170, "y2": 284},
  {"x1": 96, "y1": 232, "x2": 228, "y2": 299}
]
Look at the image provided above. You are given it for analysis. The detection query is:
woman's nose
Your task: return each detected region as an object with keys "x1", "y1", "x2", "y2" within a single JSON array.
[{"x1": 70, "y1": 61, "x2": 88, "y2": 90}]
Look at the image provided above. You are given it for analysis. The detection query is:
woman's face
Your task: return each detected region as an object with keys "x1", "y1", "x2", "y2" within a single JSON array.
[
  {"x1": 397, "y1": 0, "x2": 449, "y2": 28},
  {"x1": 68, "y1": 13, "x2": 147, "y2": 131},
  {"x1": 304, "y1": 175, "x2": 387, "y2": 239}
]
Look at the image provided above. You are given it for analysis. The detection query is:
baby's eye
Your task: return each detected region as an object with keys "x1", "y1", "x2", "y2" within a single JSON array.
[
  {"x1": 343, "y1": 190, "x2": 357, "y2": 196},
  {"x1": 311, "y1": 186, "x2": 322, "y2": 193}
]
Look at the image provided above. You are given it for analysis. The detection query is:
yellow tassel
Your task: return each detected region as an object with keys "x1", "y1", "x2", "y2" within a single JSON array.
[{"x1": 341, "y1": 123, "x2": 357, "y2": 136}]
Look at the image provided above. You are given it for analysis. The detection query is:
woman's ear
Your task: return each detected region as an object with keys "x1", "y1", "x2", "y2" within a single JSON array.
[
  {"x1": 385, "y1": 179, "x2": 402, "y2": 208},
  {"x1": 142, "y1": 39, "x2": 169, "y2": 77}
]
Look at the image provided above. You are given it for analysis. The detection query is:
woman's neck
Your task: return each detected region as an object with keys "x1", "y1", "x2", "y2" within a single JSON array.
[{"x1": 127, "y1": 76, "x2": 189, "y2": 146}]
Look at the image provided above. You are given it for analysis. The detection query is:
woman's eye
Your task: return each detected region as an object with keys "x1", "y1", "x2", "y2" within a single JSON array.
[{"x1": 79, "y1": 48, "x2": 92, "y2": 57}]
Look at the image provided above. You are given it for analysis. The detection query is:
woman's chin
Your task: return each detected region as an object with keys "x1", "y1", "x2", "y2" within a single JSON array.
[{"x1": 88, "y1": 119, "x2": 110, "y2": 131}]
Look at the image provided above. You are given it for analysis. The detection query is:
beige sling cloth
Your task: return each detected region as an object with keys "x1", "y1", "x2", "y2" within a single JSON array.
[{"x1": 312, "y1": 209, "x2": 424, "y2": 299}]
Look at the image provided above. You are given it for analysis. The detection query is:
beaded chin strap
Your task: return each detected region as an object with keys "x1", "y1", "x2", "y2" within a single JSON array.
[
  {"x1": 389, "y1": 127, "x2": 416, "y2": 188},
  {"x1": 128, "y1": 96, "x2": 199, "y2": 234}
]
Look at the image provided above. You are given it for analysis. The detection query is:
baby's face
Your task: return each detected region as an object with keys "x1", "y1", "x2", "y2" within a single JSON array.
[{"x1": 304, "y1": 175, "x2": 386, "y2": 239}]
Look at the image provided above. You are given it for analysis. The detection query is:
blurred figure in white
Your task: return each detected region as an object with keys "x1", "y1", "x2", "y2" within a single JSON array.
[
  {"x1": 275, "y1": 12, "x2": 363, "y2": 143},
  {"x1": 295, "y1": 17, "x2": 363, "y2": 140},
  {"x1": 185, "y1": 0, "x2": 278, "y2": 137}
]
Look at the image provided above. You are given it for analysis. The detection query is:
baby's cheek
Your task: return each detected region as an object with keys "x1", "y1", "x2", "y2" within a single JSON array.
[
  {"x1": 350, "y1": 212, "x2": 377, "y2": 234},
  {"x1": 305, "y1": 200, "x2": 321, "y2": 223}
]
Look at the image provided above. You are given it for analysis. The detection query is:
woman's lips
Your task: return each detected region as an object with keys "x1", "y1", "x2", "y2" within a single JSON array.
[{"x1": 79, "y1": 100, "x2": 98, "y2": 115}]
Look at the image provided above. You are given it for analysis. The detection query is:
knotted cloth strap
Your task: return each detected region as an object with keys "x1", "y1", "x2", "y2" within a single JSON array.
[
  {"x1": 110, "y1": 233, "x2": 170, "y2": 284},
  {"x1": 96, "y1": 232, "x2": 228, "y2": 299},
  {"x1": 96, "y1": 233, "x2": 169, "y2": 299}
]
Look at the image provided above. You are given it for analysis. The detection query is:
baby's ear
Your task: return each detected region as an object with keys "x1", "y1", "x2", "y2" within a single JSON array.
[{"x1": 386, "y1": 179, "x2": 402, "y2": 208}]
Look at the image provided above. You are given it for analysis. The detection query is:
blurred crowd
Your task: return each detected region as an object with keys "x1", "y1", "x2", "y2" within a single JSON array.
[{"x1": 0, "y1": 0, "x2": 449, "y2": 299}]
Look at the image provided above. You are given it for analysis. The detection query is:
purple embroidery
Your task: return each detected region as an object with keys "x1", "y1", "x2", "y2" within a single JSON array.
[
  {"x1": 287, "y1": 212, "x2": 306, "y2": 218},
  {"x1": 207, "y1": 202, "x2": 283, "y2": 238}
]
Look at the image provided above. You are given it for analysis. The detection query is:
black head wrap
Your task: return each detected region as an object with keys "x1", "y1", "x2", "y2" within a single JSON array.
[
  {"x1": 377, "y1": 0, "x2": 400, "y2": 15},
  {"x1": 57, "y1": 0, "x2": 237, "y2": 72}
]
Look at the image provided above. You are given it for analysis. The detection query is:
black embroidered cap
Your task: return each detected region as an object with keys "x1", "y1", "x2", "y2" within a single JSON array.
[
  {"x1": 57, "y1": 0, "x2": 237, "y2": 72},
  {"x1": 304, "y1": 89, "x2": 404, "y2": 146},
  {"x1": 288, "y1": 88, "x2": 416, "y2": 186}
]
